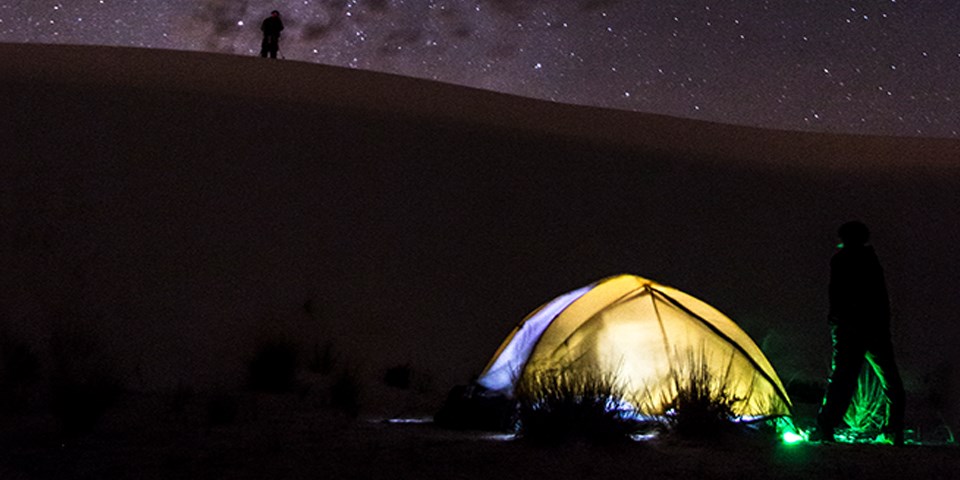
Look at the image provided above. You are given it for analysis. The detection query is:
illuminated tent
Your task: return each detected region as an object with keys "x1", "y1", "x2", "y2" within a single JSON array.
[{"x1": 476, "y1": 274, "x2": 792, "y2": 420}]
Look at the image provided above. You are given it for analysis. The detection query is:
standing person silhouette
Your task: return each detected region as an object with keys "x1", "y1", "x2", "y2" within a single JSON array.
[
  {"x1": 814, "y1": 221, "x2": 905, "y2": 446},
  {"x1": 260, "y1": 10, "x2": 284, "y2": 59}
]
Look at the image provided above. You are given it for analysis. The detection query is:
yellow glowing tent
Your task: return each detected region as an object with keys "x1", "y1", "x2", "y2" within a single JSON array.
[{"x1": 477, "y1": 274, "x2": 792, "y2": 420}]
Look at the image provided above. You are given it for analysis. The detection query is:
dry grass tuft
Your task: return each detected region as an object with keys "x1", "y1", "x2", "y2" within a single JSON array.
[
  {"x1": 514, "y1": 367, "x2": 638, "y2": 444},
  {"x1": 637, "y1": 350, "x2": 753, "y2": 440}
]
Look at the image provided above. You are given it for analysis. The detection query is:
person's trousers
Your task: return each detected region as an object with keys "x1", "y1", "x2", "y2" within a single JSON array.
[
  {"x1": 817, "y1": 326, "x2": 905, "y2": 433},
  {"x1": 261, "y1": 37, "x2": 279, "y2": 58}
]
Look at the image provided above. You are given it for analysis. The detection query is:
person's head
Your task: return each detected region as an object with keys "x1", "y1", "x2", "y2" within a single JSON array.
[
  {"x1": 271, "y1": 10, "x2": 280, "y2": 17},
  {"x1": 837, "y1": 221, "x2": 870, "y2": 248}
]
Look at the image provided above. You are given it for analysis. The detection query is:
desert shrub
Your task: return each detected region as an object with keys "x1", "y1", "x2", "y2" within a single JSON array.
[
  {"x1": 0, "y1": 338, "x2": 41, "y2": 387},
  {"x1": 206, "y1": 393, "x2": 240, "y2": 426},
  {"x1": 931, "y1": 421, "x2": 957, "y2": 445},
  {"x1": 434, "y1": 384, "x2": 518, "y2": 431},
  {"x1": 843, "y1": 366, "x2": 887, "y2": 434},
  {"x1": 0, "y1": 337, "x2": 42, "y2": 412},
  {"x1": 330, "y1": 370, "x2": 362, "y2": 418},
  {"x1": 48, "y1": 318, "x2": 123, "y2": 435},
  {"x1": 248, "y1": 340, "x2": 299, "y2": 393},
  {"x1": 638, "y1": 351, "x2": 746, "y2": 439},
  {"x1": 51, "y1": 375, "x2": 122, "y2": 436},
  {"x1": 384, "y1": 364, "x2": 412, "y2": 389},
  {"x1": 307, "y1": 341, "x2": 337, "y2": 375},
  {"x1": 515, "y1": 368, "x2": 637, "y2": 444}
]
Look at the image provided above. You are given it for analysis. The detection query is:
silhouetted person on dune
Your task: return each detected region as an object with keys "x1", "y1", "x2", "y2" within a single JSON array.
[
  {"x1": 814, "y1": 221, "x2": 905, "y2": 446},
  {"x1": 260, "y1": 10, "x2": 284, "y2": 59}
]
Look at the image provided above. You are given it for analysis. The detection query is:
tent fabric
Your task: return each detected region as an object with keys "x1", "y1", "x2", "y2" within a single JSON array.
[{"x1": 476, "y1": 274, "x2": 792, "y2": 420}]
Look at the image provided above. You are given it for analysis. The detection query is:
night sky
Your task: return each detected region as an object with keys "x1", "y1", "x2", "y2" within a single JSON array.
[{"x1": 4, "y1": 1, "x2": 958, "y2": 138}]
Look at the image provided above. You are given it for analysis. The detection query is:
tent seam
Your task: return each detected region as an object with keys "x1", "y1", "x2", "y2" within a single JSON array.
[{"x1": 652, "y1": 288, "x2": 793, "y2": 410}]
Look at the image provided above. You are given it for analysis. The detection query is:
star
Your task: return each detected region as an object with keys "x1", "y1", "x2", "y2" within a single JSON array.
[{"x1": 2, "y1": 0, "x2": 957, "y2": 138}]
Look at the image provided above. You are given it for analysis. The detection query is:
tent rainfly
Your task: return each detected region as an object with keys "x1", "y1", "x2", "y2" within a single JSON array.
[{"x1": 476, "y1": 274, "x2": 792, "y2": 421}]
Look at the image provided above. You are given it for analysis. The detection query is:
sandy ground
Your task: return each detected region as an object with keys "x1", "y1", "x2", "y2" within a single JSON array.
[{"x1": 0, "y1": 391, "x2": 956, "y2": 480}]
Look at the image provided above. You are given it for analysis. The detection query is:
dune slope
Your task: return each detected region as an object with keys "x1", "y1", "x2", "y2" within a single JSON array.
[{"x1": 2, "y1": 45, "x2": 958, "y2": 430}]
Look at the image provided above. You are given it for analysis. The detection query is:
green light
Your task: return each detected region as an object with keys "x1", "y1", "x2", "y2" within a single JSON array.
[{"x1": 782, "y1": 431, "x2": 805, "y2": 444}]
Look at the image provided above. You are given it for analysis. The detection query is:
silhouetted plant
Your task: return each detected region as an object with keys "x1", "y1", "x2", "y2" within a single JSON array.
[
  {"x1": 330, "y1": 370, "x2": 362, "y2": 418},
  {"x1": 843, "y1": 366, "x2": 887, "y2": 434},
  {"x1": 307, "y1": 341, "x2": 337, "y2": 375},
  {"x1": 434, "y1": 384, "x2": 518, "y2": 431},
  {"x1": 206, "y1": 393, "x2": 240, "y2": 426},
  {"x1": 51, "y1": 374, "x2": 122, "y2": 436},
  {"x1": 248, "y1": 340, "x2": 299, "y2": 393},
  {"x1": 514, "y1": 367, "x2": 637, "y2": 444},
  {"x1": 48, "y1": 317, "x2": 123, "y2": 436},
  {"x1": 0, "y1": 336, "x2": 41, "y2": 412},
  {"x1": 384, "y1": 364, "x2": 412, "y2": 389},
  {"x1": 638, "y1": 351, "x2": 746, "y2": 439}
]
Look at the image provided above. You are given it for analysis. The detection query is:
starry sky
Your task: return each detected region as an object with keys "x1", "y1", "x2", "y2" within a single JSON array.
[{"x1": 4, "y1": 0, "x2": 958, "y2": 138}]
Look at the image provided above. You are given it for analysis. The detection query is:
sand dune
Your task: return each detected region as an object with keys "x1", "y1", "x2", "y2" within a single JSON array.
[
  {"x1": 7, "y1": 43, "x2": 958, "y2": 171},
  {"x1": 2, "y1": 44, "x2": 959, "y2": 436}
]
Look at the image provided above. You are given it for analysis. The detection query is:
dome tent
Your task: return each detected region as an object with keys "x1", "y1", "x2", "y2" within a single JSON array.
[{"x1": 476, "y1": 274, "x2": 792, "y2": 421}]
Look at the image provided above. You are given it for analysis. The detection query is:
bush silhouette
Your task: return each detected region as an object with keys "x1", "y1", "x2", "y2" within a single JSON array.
[
  {"x1": 637, "y1": 350, "x2": 749, "y2": 440},
  {"x1": 330, "y1": 370, "x2": 362, "y2": 418},
  {"x1": 47, "y1": 318, "x2": 123, "y2": 436},
  {"x1": 248, "y1": 340, "x2": 299, "y2": 393},
  {"x1": 384, "y1": 364, "x2": 412, "y2": 389},
  {"x1": 515, "y1": 368, "x2": 637, "y2": 444},
  {"x1": 206, "y1": 393, "x2": 240, "y2": 426},
  {"x1": 51, "y1": 375, "x2": 122, "y2": 436},
  {"x1": 0, "y1": 337, "x2": 41, "y2": 412},
  {"x1": 308, "y1": 341, "x2": 337, "y2": 375}
]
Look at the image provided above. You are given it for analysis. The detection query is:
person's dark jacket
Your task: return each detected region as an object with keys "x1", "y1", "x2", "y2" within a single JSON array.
[
  {"x1": 828, "y1": 244, "x2": 891, "y2": 331},
  {"x1": 261, "y1": 16, "x2": 284, "y2": 39}
]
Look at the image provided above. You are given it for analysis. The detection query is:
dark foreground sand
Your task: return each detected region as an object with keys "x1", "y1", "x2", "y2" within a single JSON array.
[{"x1": 0, "y1": 391, "x2": 956, "y2": 480}]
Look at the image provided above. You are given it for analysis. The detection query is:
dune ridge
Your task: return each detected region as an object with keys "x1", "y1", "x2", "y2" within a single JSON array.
[{"x1": 5, "y1": 43, "x2": 958, "y2": 171}]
